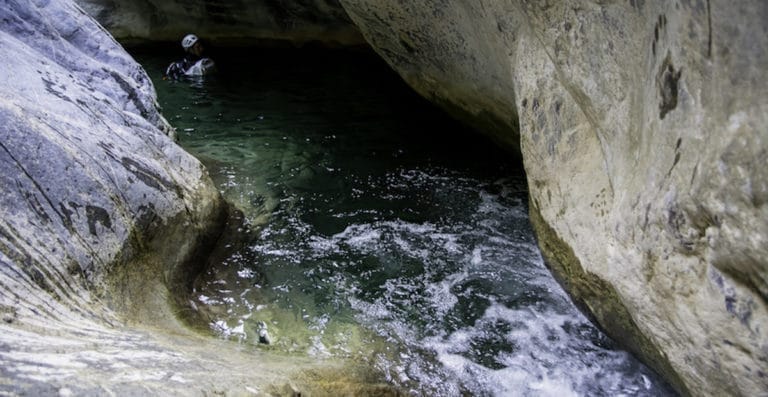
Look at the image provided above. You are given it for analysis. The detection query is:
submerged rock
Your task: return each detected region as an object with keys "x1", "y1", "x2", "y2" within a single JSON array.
[
  {"x1": 258, "y1": 321, "x2": 272, "y2": 345},
  {"x1": 339, "y1": 0, "x2": 768, "y2": 395}
]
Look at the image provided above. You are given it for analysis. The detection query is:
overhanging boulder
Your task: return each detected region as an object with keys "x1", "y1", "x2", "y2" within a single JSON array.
[{"x1": 338, "y1": 1, "x2": 768, "y2": 395}]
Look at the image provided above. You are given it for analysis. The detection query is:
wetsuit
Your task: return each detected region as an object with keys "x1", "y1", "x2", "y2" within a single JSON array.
[{"x1": 165, "y1": 53, "x2": 215, "y2": 80}]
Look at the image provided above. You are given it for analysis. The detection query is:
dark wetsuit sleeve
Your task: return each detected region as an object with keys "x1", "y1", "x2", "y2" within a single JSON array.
[
  {"x1": 165, "y1": 62, "x2": 185, "y2": 80},
  {"x1": 165, "y1": 54, "x2": 203, "y2": 80}
]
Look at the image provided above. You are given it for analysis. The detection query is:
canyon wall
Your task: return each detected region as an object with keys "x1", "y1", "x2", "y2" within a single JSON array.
[
  {"x1": 338, "y1": 1, "x2": 767, "y2": 396},
  {"x1": 0, "y1": 1, "x2": 356, "y2": 394},
  {"x1": 76, "y1": 0, "x2": 364, "y2": 46},
  {"x1": 8, "y1": 0, "x2": 767, "y2": 395}
]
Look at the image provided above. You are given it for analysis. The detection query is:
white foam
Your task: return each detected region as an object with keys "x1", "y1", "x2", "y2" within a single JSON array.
[
  {"x1": 237, "y1": 268, "x2": 256, "y2": 278},
  {"x1": 190, "y1": 146, "x2": 665, "y2": 394},
  {"x1": 344, "y1": 227, "x2": 382, "y2": 247},
  {"x1": 413, "y1": 300, "x2": 658, "y2": 396},
  {"x1": 471, "y1": 247, "x2": 483, "y2": 265},
  {"x1": 307, "y1": 335, "x2": 331, "y2": 358},
  {"x1": 210, "y1": 319, "x2": 247, "y2": 341},
  {"x1": 425, "y1": 271, "x2": 465, "y2": 316},
  {"x1": 197, "y1": 294, "x2": 219, "y2": 305},
  {"x1": 272, "y1": 284, "x2": 290, "y2": 293},
  {"x1": 348, "y1": 296, "x2": 391, "y2": 320}
]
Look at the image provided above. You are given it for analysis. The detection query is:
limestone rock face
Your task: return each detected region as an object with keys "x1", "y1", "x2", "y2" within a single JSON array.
[
  {"x1": 338, "y1": 2, "x2": 523, "y2": 153},
  {"x1": 339, "y1": 1, "x2": 768, "y2": 395},
  {"x1": 1, "y1": 0, "x2": 224, "y2": 312},
  {"x1": 0, "y1": 1, "x2": 255, "y2": 394},
  {"x1": 0, "y1": 0, "x2": 408, "y2": 396},
  {"x1": 0, "y1": 2, "x2": 397, "y2": 395},
  {"x1": 75, "y1": 0, "x2": 364, "y2": 46}
]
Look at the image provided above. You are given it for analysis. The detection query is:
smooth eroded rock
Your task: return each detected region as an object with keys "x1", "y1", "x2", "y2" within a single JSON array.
[
  {"x1": 0, "y1": 1, "x2": 338, "y2": 395},
  {"x1": 1, "y1": 0, "x2": 225, "y2": 320},
  {"x1": 339, "y1": 1, "x2": 768, "y2": 395},
  {"x1": 0, "y1": 2, "x2": 396, "y2": 394}
]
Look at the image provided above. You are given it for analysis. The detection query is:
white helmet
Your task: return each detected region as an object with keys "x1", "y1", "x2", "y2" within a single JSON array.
[{"x1": 181, "y1": 34, "x2": 198, "y2": 50}]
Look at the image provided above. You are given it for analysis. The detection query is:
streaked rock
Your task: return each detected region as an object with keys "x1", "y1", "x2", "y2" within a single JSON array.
[{"x1": 339, "y1": 1, "x2": 768, "y2": 395}]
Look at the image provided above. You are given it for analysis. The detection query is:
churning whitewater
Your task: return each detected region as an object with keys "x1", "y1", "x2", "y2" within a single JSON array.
[
  {"x1": 194, "y1": 167, "x2": 663, "y2": 396},
  {"x1": 135, "y1": 46, "x2": 674, "y2": 396}
]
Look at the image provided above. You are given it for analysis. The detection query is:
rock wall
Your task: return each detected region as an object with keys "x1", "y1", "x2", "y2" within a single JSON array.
[
  {"x1": 0, "y1": 2, "x2": 392, "y2": 394},
  {"x1": 339, "y1": 1, "x2": 768, "y2": 396},
  {"x1": 75, "y1": 0, "x2": 364, "y2": 46},
  {"x1": 1, "y1": 0, "x2": 205, "y2": 322},
  {"x1": 0, "y1": 0, "x2": 214, "y2": 391},
  {"x1": 337, "y1": 1, "x2": 523, "y2": 153},
  {"x1": 7, "y1": 0, "x2": 766, "y2": 394},
  {"x1": 0, "y1": 1, "x2": 362, "y2": 395}
]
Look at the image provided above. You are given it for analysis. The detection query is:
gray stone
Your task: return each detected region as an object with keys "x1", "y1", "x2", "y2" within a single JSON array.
[
  {"x1": 338, "y1": 1, "x2": 523, "y2": 154},
  {"x1": 0, "y1": 0, "x2": 222, "y2": 305},
  {"x1": 6, "y1": 0, "x2": 767, "y2": 395},
  {"x1": 0, "y1": 2, "x2": 402, "y2": 395},
  {"x1": 338, "y1": 0, "x2": 768, "y2": 395},
  {"x1": 0, "y1": 1, "x2": 369, "y2": 395}
]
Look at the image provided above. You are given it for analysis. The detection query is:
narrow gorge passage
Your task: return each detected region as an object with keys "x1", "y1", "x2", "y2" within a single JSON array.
[{"x1": 133, "y1": 46, "x2": 676, "y2": 396}]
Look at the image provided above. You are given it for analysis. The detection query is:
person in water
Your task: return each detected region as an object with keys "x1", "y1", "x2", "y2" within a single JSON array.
[{"x1": 165, "y1": 34, "x2": 215, "y2": 80}]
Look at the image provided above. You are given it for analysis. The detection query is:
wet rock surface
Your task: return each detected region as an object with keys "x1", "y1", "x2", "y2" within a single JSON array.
[
  {"x1": 5, "y1": 0, "x2": 766, "y2": 395},
  {"x1": 0, "y1": 1, "x2": 379, "y2": 395},
  {"x1": 338, "y1": 0, "x2": 768, "y2": 395}
]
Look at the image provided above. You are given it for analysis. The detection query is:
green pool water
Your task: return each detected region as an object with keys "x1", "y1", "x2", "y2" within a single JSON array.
[{"x1": 132, "y1": 45, "x2": 675, "y2": 396}]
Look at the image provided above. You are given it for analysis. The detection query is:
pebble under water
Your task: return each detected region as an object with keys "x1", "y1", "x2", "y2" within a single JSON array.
[{"x1": 132, "y1": 46, "x2": 675, "y2": 396}]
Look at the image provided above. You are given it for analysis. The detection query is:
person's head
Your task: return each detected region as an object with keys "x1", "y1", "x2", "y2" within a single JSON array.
[{"x1": 181, "y1": 34, "x2": 204, "y2": 56}]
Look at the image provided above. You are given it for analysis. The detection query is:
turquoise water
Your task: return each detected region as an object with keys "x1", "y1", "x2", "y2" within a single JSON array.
[{"x1": 133, "y1": 46, "x2": 674, "y2": 396}]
